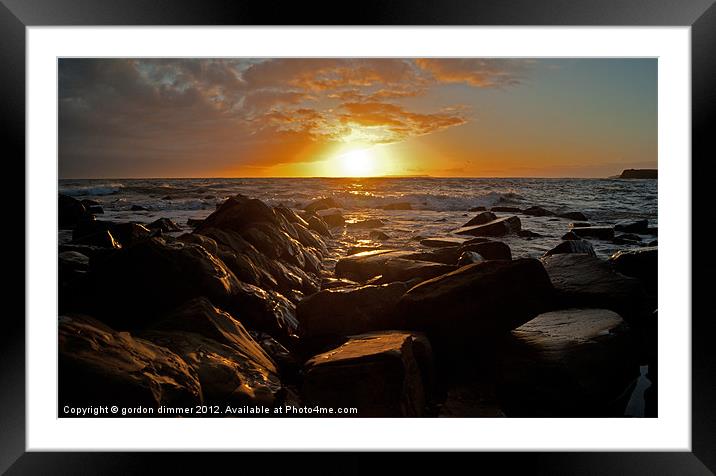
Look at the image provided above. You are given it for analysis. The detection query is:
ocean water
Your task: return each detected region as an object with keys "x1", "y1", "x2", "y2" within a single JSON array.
[{"x1": 59, "y1": 177, "x2": 657, "y2": 263}]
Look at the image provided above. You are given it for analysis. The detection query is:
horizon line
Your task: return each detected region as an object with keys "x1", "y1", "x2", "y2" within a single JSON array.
[{"x1": 58, "y1": 173, "x2": 655, "y2": 181}]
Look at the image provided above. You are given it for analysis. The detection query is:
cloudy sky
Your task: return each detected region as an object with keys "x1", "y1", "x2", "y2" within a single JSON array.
[{"x1": 58, "y1": 58, "x2": 656, "y2": 178}]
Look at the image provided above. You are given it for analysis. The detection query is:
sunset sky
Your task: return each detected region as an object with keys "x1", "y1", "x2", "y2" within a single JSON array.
[{"x1": 58, "y1": 58, "x2": 656, "y2": 178}]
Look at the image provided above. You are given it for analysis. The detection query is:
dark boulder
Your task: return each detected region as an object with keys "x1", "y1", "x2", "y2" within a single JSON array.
[
  {"x1": 59, "y1": 194, "x2": 88, "y2": 229},
  {"x1": 59, "y1": 314, "x2": 203, "y2": 409},
  {"x1": 522, "y1": 206, "x2": 554, "y2": 217},
  {"x1": 608, "y1": 246, "x2": 657, "y2": 295},
  {"x1": 570, "y1": 226, "x2": 615, "y2": 240},
  {"x1": 316, "y1": 208, "x2": 345, "y2": 227},
  {"x1": 131, "y1": 205, "x2": 149, "y2": 211},
  {"x1": 490, "y1": 206, "x2": 521, "y2": 213},
  {"x1": 468, "y1": 206, "x2": 487, "y2": 212},
  {"x1": 198, "y1": 226, "x2": 321, "y2": 301},
  {"x1": 518, "y1": 230, "x2": 541, "y2": 238},
  {"x1": 148, "y1": 217, "x2": 182, "y2": 232},
  {"x1": 615, "y1": 233, "x2": 642, "y2": 242},
  {"x1": 461, "y1": 211, "x2": 497, "y2": 228},
  {"x1": 113, "y1": 222, "x2": 153, "y2": 246},
  {"x1": 369, "y1": 230, "x2": 390, "y2": 241},
  {"x1": 540, "y1": 253, "x2": 651, "y2": 322},
  {"x1": 59, "y1": 251, "x2": 91, "y2": 312},
  {"x1": 561, "y1": 231, "x2": 580, "y2": 240},
  {"x1": 150, "y1": 297, "x2": 277, "y2": 372},
  {"x1": 297, "y1": 282, "x2": 408, "y2": 340},
  {"x1": 292, "y1": 222, "x2": 327, "y2": 251},
  {"x1": 187, "y1": 218, "x2": 204, "y2": 228},
  {"x1": 306, "y1": 215, "x2": 331, "y2": 237},
  {"x1": 81, "y1": 199, "x2": 104, "y2": 215},
  {"x1": 379, "y1": 202, "x2": 412, "y2": 210},
  {"x1": 176, "y1": 232, "x2": 219, "y2": 255},
  {"x1": 543, "y1": 239, "x2": 596, "y2": 257},
  {"x1": 558, "y1": 211, "x2": 589, "y2": 221},
  {"x1": 614, "y1": 219, "x2": 649, "y2": 233},
  {"x1": 613, "y1": 234, "x2": 642, "y2": 245},
  {"x1": 304, "y1": 197, "x2": 342, "y2": 213},
  {"x1": 302, "y1": 331, "x2": 430, "y2": 417},
  {"x1": 275, "y1": 206, "x2": 310, "y2": 228},
  {"x1": 59, "y1": 250, "x2": 90, "y2": 272},
  {"x1": 454, "y1": 216, "x2": 521, "y2": 237},
  {"x1": 404, "y1": 246, "x2": 461, "y2": 265},
  {"x1": 86, "y1": 237, "x2": 241, "y2": 327},
  {"x1": 347, "y1": 218, "x2": 385, "y2": 229},
  {"x1": 142, "y1": 330, "x2": 281, "y2": 406},
  {"x1": 498, "y1": 308, "x2": 638, "y2": 417},
  {"x1": 457, "y1": 251, "x2": 484, "y2": 266},
  {"x1": 194, "y1": 195, "x2": 279, "y2": 234},
  {"x1": 335, "y1": 250, "x2": 455, "y2": 283},
  {"x1": 459, "y1": 240, "x2": 512, "y2": 260},
  {"x1": 397, "y1": 259, "x2": 554, "y2": 339},
  {"x1": 74, "y1": 228, "x2": 121, "y2": 249},
  {"x1": 58, "y1": 243, "x2": 116, "y2": 261}
]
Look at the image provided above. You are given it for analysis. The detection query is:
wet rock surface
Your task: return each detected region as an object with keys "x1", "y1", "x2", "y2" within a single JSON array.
[
  {"x1": 335, "y1": 249, "x2": 455, "y2": 283},
  {"x1": 498, "y1": 308, "x2": 638, "y2": 417},
  {"x1": 297, "y1": 283, "x2": 408, "y2": 341},
  {"x1": 570, "y1": 225, "x2": 615, "y2": 240},
  {"x1": 141, "y1": 329, "x2": 282, "y2": 407},
  {"x1": 59, "y1": 314, "x2": 203, "y2": 409},
  {"x1": 608, "y1": 246, "x2": 657, "y2": 295},
  {"x1": 59, "y1": 194, "x2": 90, "y2": 229},
  {"x1": 541, "y1": 253, "x2": 651, "y2": 322},
  {"x1": 302, "y1": 331, "x2": 430, "y2": 417},
  {"x1": 543, "y1": 239, "x2": 596, "y2": 257},
  {"x1": 58, "y1": 192, "x2": 656, "y2": 418},
  {"x1": 397, "y1": 259, "x2": 554, "y2": 345}
]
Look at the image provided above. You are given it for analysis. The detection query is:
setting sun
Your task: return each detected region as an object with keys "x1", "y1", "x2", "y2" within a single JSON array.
[{"x1": 338, "y1": 149, "x2": 377, "y2": 177}]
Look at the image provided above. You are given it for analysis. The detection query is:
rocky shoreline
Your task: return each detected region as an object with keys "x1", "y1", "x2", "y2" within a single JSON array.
[{"x1": 58, "y1": 192, "x2": 658, "y2": 417}]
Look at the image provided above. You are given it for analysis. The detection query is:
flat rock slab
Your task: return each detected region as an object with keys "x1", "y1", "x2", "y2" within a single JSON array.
[
  {"x1": 454, "y1": 216, "x2": 521, "y2": 237},
  {"x1": 420, "y1": 237, "x2": 467, "y2": 248},
  {"x1": 609, "y1": 246, "x2": 657, "y2": 295},
  {"x1": 302, "y1": 331, "x2": 429, "y2": 417},
  {"x1": 461, "y1": 211, "x2": 497, "y2": 228},
  {"x1": 297, "y1": 282, "x2": 408, "y2": 339},
  {"x1": 615, "y1": 219, "x2": 649, "y2": 233},
  {"x1": 570, "y1": 226, "x2": 615, "y2": 240},
  {"x1": 404, "y1": 246, "x2": 461, "y2": 265},
  {"x1": 335, "y1": 250, "x2": 454, "y2": 283},
  {"x1": 398, "y1": 258, "x2": 554, "y2": 339},
  {"x1": 541, "y1": 253, "x2": 650, "y2": 322},
  {"x1": 59, "y1": 314, "x2": 203, "y2": 409},
  {"x1": 543, "y1": 239, "x2": 596, "y2": 257},
  {"x1": 498, "y1": 308, "x2": 638, "y2": 417}
]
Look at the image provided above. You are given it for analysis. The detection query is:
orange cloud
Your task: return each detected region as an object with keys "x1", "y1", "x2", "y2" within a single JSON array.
[{"x1": 415, "y1": 58, "x2": 528, "y2": 87}]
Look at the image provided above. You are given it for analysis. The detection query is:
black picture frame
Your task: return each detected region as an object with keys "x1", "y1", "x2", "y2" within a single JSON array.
[{"x1": 3, "y1": 0, "x2": 714, "y2": 473}]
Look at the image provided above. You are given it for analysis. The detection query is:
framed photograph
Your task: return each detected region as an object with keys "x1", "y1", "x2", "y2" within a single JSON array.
[{"x1": 5, "y1": 0, "x2": 714, "y2": 473}]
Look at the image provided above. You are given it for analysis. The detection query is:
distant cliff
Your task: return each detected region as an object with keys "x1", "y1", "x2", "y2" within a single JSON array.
[{"x1": 620, "y1": 169, "x2": 657, "y2": 179}]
